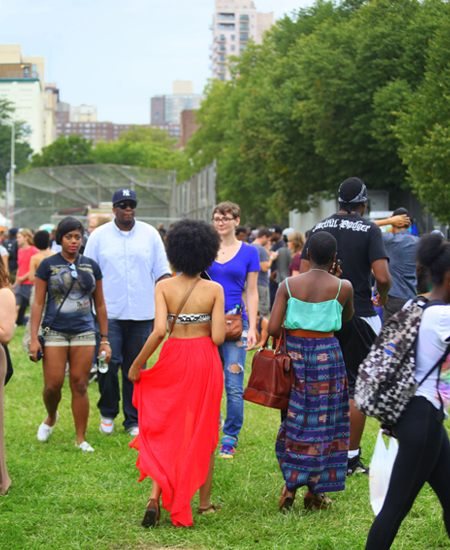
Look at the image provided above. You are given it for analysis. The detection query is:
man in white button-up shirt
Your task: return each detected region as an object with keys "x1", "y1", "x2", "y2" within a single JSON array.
[{"x1": 84, "y1": 189, "x2": 171, "y2": 436}]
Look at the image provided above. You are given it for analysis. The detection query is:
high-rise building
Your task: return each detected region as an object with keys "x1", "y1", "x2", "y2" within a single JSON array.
[
  {"x1": 150, "y1": 81, "x2": 203, "y2": 131},
  {"x1": 211, "y1": 0, "x2": 273, "y2": 81},
  {"x1": 0, "y1": 44, "x2": 53, "y2": 153}
]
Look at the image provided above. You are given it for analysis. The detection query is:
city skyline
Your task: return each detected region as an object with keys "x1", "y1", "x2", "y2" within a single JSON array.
[{"x1": 0, "y1": 0, "x2": 313, "y2": 124}]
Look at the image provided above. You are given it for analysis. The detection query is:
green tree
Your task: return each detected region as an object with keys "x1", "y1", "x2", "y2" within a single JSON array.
[
  {"x1": 396, "y1": 15, "x2": 450, "y2": 224},
  {"x1": 0, "y1": 98, "x2": 32, "y2": 188},
  {"x1": 29, "y1": 135, "x2": 94, "y2": 168}
]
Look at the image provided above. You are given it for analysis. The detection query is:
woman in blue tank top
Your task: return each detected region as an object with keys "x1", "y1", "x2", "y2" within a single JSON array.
[{"x1": 268, "y1": 232, "x2": 354, "y2": 512}]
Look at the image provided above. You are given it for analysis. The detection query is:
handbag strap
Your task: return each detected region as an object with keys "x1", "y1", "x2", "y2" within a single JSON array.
[
  {"x1": 169, "y1": 278, "x2": 201, "y2": 337},
  {"x1": 42, "y1": 258, "x2": 79, "y2": 337}
]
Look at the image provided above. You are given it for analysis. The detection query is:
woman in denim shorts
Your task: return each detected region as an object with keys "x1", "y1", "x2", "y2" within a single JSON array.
[
  {"x1": 207, "y1": 202, "x2": 260, "y2": 458},
  {"x1": 29, "y1": 217, "x2": 111, "y2": 452}
]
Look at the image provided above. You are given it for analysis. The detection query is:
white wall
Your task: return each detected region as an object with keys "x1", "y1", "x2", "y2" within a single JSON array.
[{"x1": 0, "y1": 79, "x2": 43, "y2": 153}]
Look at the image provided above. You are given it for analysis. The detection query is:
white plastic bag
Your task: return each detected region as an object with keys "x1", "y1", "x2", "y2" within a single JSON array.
[{"x1": 369, "y1": 429, "x2": 399, "y2": 516}]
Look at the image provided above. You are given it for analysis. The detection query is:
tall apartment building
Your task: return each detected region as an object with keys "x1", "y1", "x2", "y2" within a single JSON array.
[
  {"x1": 150, "y1": 81, "x2": 203, "y2": 139},
  {"x1": 211, "y1": 0, "x2": 273, "y2": 81},
  {"x1": 0, "y1": 44, "x2": 53, "y2": 153}
]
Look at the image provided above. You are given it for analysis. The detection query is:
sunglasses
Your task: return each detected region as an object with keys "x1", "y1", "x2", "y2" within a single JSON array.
[
  {"x1": 115, "y1": 200, "x2": 137, "y2": 210},
  {"x1": 68, "y1": 263, "x2": 78, "y2": 280}
]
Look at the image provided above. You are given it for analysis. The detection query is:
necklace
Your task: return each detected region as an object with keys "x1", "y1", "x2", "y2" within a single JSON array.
[{"x1": 309, "y1": 268, "x2": 328, "y2": 273}]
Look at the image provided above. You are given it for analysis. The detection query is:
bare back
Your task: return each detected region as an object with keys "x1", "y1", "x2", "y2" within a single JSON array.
[{"x1": 156, "y1": 276, "x2": 225, "y2": 343}]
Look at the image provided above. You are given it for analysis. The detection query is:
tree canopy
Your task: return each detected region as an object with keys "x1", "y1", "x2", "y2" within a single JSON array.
[
  {"x1": 0, "y1": 99, "x2": 33, "y2": 188},
  {"x1": 186, "y1": 0, "x2": 450, "y2": 223}
]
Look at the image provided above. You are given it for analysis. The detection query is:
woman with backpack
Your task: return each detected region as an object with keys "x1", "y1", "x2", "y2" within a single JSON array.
[{"x1": 366, "y1": 232, "x2": 450, "y2": 549}]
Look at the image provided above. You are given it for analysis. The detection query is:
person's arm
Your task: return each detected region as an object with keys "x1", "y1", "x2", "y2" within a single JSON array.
[
  {"x1": 256, "y1": 316, "x2": 269, "y2": 348},
  {"x1": 267, "y1": 281, "x2": 288, "y2": 340},
  {"x1": 128, "y1": 284, "x2": 168, "y2": 382},
  {"x1": 211, "y1": 284, "x2": 225, "y2": 347},
  {"x1": 375, "y1": 214, "x2": 409, "y2": 228},
  {"x1": 372, "y1": 258, "x2": 391, "y2": 307},
  {"x1": 92, "y1": 279, "x2": 111, "y2": 363},
  {"x1": 245, "y1": 271, "x2": 259, "y2": 350},
  {"x1": 0, "y1": 288, "x2": 16, "y2": 345},
  {"x1": 2, "y1": 253, "x2": 8, "y2": 274},
  {"x1": 341, "y1": 280, "x2": 355, "y2": 323},
  {"x1": 29, "y1": 277, "x2": 47, "y2": 361},
  {"x1": 28, "y1": 255, "x2": 39, "y2": 283}
]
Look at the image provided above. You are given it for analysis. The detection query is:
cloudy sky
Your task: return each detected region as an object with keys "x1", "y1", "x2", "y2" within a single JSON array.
[{"x1": 1, "y1": 0, "x2": 313, "y2": 124}]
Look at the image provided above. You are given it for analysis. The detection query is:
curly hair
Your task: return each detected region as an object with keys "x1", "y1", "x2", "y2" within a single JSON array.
[
  {"x1": 55, "y1": 217, "x2": 84, "y2": 245},
  {"x1": 166, "y1": 219, "x2": 221, "y2": 276},
  {"x1": 0, "y1": 257, "x2": 10, "y2": 288},
  {"x1": 33, "y1": 230, "x2": 50, "y2": 251}
]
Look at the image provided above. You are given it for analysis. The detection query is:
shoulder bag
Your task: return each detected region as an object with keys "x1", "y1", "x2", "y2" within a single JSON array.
[
  {"x1": 169, "y1": 278, "x2": 201, "y2": 336},
  {"x1": 243, "y1": 326, "x2": 294, "y2": 410},
  {"x1": 225, "y1": 301, "x2": 243, "y2": 341}
]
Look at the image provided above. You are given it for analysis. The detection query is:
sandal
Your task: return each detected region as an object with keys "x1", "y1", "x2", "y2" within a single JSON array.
[
  {"x1": 197, "y1": 503, "x2": 221, "y2": 515},
  {"x1": 304, "y1": 490, "x2": 332, "y2": 511},
  {"x1": 279, "y1": 486, "x2": 296, "y2": 513},
  {"x1": 142, "y1": 498, "x2": 160, "y2": 527}
]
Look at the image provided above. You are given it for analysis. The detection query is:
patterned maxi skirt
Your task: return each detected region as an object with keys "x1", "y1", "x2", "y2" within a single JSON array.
[{"x1": 276, "y1": 335, "x2": 350, "y2": 493}]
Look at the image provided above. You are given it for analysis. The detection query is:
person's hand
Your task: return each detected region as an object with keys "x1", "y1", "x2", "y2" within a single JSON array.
[
  {"x1": 329, "y1": 262, "x2": 343, "y2": 278},
  {"x1": 128, "y1": 363, "x2": 141, "y2": 383},
  {"x1": 390, "y1": 214, "x2": 410, "y2": 228},
  {"x1": 372, "y1": 293, "x2": 387, "y2": 307},
  {"x1": 269, "y1": 252, "x2": 278, "y2": 261},
  {"x1": 246, "y1": 328, "x2": 257, "y2": 351},
  {"x1": 29, "y1": 338, "x2": 43, "y2": 363},
  {"x1": 98, "y1": 343, "x2": 111, "y2": 363}
]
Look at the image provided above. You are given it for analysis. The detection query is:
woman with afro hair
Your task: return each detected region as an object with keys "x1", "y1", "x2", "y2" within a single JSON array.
[{"x1": 128, "y1": 219, "x2": 225, "y2": 528}]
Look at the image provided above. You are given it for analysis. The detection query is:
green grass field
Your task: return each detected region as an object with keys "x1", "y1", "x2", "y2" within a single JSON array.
[{"x1": 1, "y1": 327, "x2": 449, "y2": 550}]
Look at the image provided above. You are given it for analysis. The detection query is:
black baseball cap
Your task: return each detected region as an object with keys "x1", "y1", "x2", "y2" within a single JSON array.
[{"x1": 112, "y1": 188, "x2": 138, "y2": 206}]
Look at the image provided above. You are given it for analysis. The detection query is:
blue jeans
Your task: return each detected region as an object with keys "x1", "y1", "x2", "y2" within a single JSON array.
[
  {"x1": 219, "y1": 319, "x2": 249, "y2": 443},
  {"x1": 97, "y1": 319, "x2": 153, "y2": 429}
]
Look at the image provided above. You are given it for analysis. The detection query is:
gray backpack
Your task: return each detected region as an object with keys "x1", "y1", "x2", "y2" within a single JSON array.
[{"x1": 355, "y1": 297, "x2": 449, "y2": 427}]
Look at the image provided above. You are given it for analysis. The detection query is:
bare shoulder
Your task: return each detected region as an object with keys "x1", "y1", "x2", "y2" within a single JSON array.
[
  {"x1": 203, "y1": 279, "x2": 224, "y2": 294},
  {"x1": 0, "y1": 286, "x2": 16, "y2": 303},
  {"x1": 340, "y1": 279, "x2": 354, "y2": 294}
]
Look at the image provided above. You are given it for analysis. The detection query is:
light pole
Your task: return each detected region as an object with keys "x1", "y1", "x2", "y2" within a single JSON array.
[{"x1": 1, "y1": 120, "x2": 15, "y2": 225}]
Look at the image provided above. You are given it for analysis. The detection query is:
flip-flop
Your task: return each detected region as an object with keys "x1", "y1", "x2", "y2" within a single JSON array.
[
  {"x1": 142, "y1": 498, "x2": 160, "y2": 527},
  {"x1": 304, "y1": 491, "x2": 332, "y2": 511},
  {"x1": 279, "y1": 485, "x2": 296, "y2": 512},
  {"x1": 197, "y1": 503, "x2": 221, "y2": 515}
]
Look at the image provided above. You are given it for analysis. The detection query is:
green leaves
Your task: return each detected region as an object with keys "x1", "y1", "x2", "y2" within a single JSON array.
[{"x1": 187, "y1": 0, "x2": 450, "y2": 223}]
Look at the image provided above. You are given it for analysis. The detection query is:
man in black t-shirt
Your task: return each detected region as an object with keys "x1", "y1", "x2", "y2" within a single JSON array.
[{"x1": 301, "y1": 177, "x2": 391, "y2": 475}]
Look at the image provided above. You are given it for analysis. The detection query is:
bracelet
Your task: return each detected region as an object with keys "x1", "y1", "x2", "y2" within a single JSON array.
[
  {"x1": 100, "y1": 341, "x2": 110, "y2": 346},
  {"x1": 100, "y1": 334, "x2": 108, "y2": 338}
]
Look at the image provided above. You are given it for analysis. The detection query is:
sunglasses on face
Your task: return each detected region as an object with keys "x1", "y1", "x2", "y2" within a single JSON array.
[
  {"x1": 115, "y1": 200, "x2": 137, "y2": 210},
  {"x1": 68, "y1": 263, "x2": 78, "y2": 280}
]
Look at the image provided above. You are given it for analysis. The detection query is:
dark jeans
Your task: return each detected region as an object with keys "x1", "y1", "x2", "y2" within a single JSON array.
[
  {"x1": 366, "y1": 397, "x2": 450, "y2": 549},
  {"x1": 97, "y1": 319, "x2": 153, "y2": 429}
]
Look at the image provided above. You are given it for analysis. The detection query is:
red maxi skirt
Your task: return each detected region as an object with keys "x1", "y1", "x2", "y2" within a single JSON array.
[{"x1": 129, "y1": 336, "x2": 223, "y2": 527}]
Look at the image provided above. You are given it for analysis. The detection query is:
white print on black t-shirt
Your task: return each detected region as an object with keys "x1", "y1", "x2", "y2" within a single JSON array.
[
  {"x1": 339, "y1": 220, "x2": 370, "y2": 232},
  {"x1": 314, "y1": 218, "x2": 370, "y2": 233}
]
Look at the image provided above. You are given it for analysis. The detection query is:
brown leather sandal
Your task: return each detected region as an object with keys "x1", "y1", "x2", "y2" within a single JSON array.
[
  {"x1": 197, "y1": 503, "x2": 221, "y2": 515},
  {"x1": 279, "y1": 486, "x2": 296, "y2": 513},
  {"x1": 142, "y1": 497, "x2": 160, "y2": 527},
  {"x1": 304, "y1": 490, "x2": 332, "y2": 511}
]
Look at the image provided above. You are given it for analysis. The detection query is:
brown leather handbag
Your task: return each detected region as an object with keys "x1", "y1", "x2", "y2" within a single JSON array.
[
  {"x1": 224, "y1": 301, "x2": 243, "y2": 341},
  {"x1": 243, "y1": 327, "x2": 294, "y2": 410}
]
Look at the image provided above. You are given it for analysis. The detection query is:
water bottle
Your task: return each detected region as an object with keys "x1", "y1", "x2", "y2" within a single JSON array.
[{"x1": 97, "y1": 350, "x2": 108, "y2": 374}]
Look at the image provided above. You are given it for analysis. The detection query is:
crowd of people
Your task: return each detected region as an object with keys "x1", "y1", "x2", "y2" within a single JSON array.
[{"x1": 0, "y1": 179, "x2": 449, "y2": 549}]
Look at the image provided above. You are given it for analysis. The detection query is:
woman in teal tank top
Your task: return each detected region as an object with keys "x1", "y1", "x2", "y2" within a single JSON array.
[{"x1": 268, "y1": 232, "x2": 354, "y2": 513}]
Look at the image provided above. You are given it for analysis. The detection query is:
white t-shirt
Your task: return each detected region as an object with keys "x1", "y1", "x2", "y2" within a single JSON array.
[{"x1": 415, "y1": 305, "x2": 450, "y2": 410}]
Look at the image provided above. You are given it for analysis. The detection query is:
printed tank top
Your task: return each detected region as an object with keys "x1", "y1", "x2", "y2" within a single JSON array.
[{"x1": 284, "y1": 278, "x2": 343, "y2": 332}]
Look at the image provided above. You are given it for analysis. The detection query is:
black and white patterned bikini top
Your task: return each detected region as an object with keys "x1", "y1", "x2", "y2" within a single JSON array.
[{"x1": 167, "y1": 313, "x2": 212, "y2": 325}]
